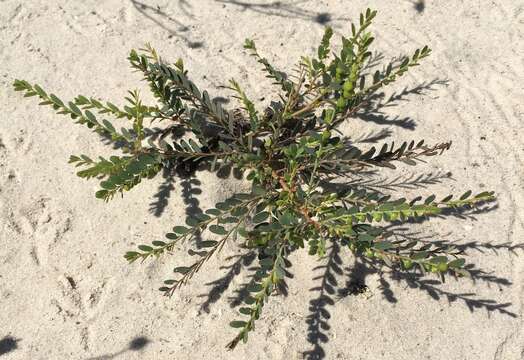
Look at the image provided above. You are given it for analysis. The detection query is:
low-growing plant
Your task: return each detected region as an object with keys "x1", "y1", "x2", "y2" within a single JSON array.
[{"x1": 14, "y1": 9, "x2": 496, "y2": 349}]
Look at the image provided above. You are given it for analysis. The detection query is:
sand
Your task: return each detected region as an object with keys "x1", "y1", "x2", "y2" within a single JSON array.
[{"x1": 1, "y1": 0, "x2": 523, "y2": 359}]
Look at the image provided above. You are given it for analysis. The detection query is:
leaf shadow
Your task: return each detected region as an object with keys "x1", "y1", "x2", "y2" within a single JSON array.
[
  {"x1": 180, "y1": 176, "x2": 204, "y2": 247},
  {"x1": 302, "y1": 203, "x2": 519, "y2": 358},
  {"x1": 0, "y1": 336, "x2": 20, "y2": 357},
  {"x1": 149, "y1": 167, "x2": 175, "y2": 217},
  {"x1": 345, "y1": 251, "x2": 517, "y2": 318},
  {"x1": 354, "y1": 79, "x2": 449, "y2": 130},
  {"x1": 339, "y1": 223, "x2": 520, "y2": 316},
  {"x1": 198, "y1": 251, "x2": 257, "y2": 313},
  {"x1": 130, "y1": 0, "x2": 203, "y2": 49},
  {"x1": 320, "y1": 170, "x2": 454, "y2": 196},
  {"x1": 224, "y1": 254, "x2": 293, "y2": 310},
  {"x1": 303, "y1": 242, "x2": 342, "y2": 360},
  {"x1": 408, "y1": 0, "x2": 426, "y2": 13},
  {"x1": 85, "y1": 336, "x2": 151, "y2": 360},
  {"x1": 147, "y1": 95, "x2": 233, "y2": 219},
  {"x1": 215, "y1": 0, "x2": 341, "y2": 25}
]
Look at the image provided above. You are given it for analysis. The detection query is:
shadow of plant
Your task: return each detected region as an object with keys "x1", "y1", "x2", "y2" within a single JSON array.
[
  {"x1": 0, "y1": 336, "x2": 20, "y2": 357},
  {"x1": 85, "y1": 336, "x2": 151, "y2": 360},
  {"x1": 321, "y1": 170, "x2": 454, "y2": 195},
  {"x1": 410, "y1": 0, "x2": 426, "y2": 13},
  {"x1": 130, "y1": 0, "x2": 203, "y2": 48},
  {"x1": 300, "y1": 219, "x2": 520, "y2": 358},
  {"x1": 224, "y1": 253, "x2": 293, "y2": 309},
  {"x1": 347, "y1": 250, "x2": 517, "y2": 317},
  {"x1": 215, "y1": 0, "x2": 336, "y2": 25},
  {"x1": 149, "y1": 167, "x2": 175, "y2": 217},
  {"x1": 180, "y1": 176, "x2": 204, "y2": 247},
  {"x1": 303, "y1": 242, "x2": 342, "y2": 360},
  {"x1": 198, "y1": 251, "x2": 257, "y2": 313},
  {"x1": 355, "y1": 79, "x2": 449, "y2": 130}
]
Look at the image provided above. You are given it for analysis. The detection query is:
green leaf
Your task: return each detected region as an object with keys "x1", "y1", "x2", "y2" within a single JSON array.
[
  {"x1": 84, "y1": 110, "x2": 96, "y2": 123},
  {"x1": 318, "y1": 26, "x2": 334, "y2": 60},
  {"x1": 239, "y1": 307, "x2": 252, "y2": 315},
  {"x1": 244, "y1": 296, "x2": 256, "y2": 305},
  {"x1": 206, "y1": 209, "x2": 221, "y2": 216},
  {"x1": 231, "y1": 207, "x2": 249, "y2": 217},
  {"x1": 279, "y1": 211, "x2": 296, "y2": 227},
  {"x1": 424, "y1": 194, "x2": 436, "y2": 204},
  {"x1": 441, "y1": 195, "x2": 453, "y2": 202},
  {"x1": 124, "y1": 251, "x2": 139, "y2": 259},
  {"x1": 186, "y1": 217, "x2": 200, "y2": 227},
  {"x1": 200, "y1": 240, "x2": 218, "y2": 248},
  {"x1": 165, "y1": 233, "x2": 178, "y2": 240},
  {"x1": 209, "y1": 225, "x2": 227, "y2": 235},
  {"x1": 460, "y1": 190, "x2": 472, "y2": 200},
  {"x1": 237, "y1": 227, "x2": 249, "y2": 238},
  {"x1": 102, "y1": 119, "x2": 116, "y2": 133},
  {"x1": 448, "y1": 258, "x2": 466, "y2": 268},
  {"x1": 247, "y1": 283, "x2": 263, "y2": 292},
  {"x1": 172, "y1": 226, "x2": 190, "y2": 234},
  {"x1": 244, "y1": 38, "x2": 255, "y2": 50},
  {"x1": 411, "y1": 251, "x2": 428, "y2": 260},
  {"x1": 251, "y1": 185, "x2": 266, "y2": 196},
  {"x1": 219, "y1": 216, "x2": 238, "y2": 224},
  {"x1": 95, "y1": 190, "x2": 108, "y2": 199},
  {"x1": 252, "y1": 211, "x2": 269, "y2": 223},
  {"x1": 68, "y1": 102, "x2": 82, "y2": 116},
  {"x1": 430, "y1": 256, "x2": 448, "y2": 264},
  {"x1": 138, "y1": 245, "x2": 153, "y2": 252},
  {"x1": 475, "y1": 191, "x2": 494, "y2": 199},
  {"x1": 259, "y1": 257, "x2": 273, "y2": 268},
  {"x1": 215, "y1": 202, "x2": 231, "y2": 211},
  {"x1": 100, "y1": 180, "x2": 115, "y2": 190},
  {"x1": 373, "y1": 241, "x2": 392, "y2": 250},
  {"x1": 229, "y1": 321, "x2": 247, "y2": 328},
  {"x1": 358, "y1": 233, "x2": 375, "y2": 242},
  {"x1": 49, "y1": 94, "x2": 64, "y2": 107},
  {"x1": 173, "y1": 266, "x2": 191, "y2": 274},
  {"x1": 188, "y1": 249, "x2": 208, "y2": 257}
]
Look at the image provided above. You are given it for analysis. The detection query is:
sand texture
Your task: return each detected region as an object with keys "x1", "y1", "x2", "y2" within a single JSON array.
[{"x1": 1, "y1": 0, "x2": 524, "y2": 359}]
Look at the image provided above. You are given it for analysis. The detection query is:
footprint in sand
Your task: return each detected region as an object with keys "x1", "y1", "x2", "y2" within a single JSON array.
[{"x1": 8, "y1": 197, "x2": 73, "y2": 267}]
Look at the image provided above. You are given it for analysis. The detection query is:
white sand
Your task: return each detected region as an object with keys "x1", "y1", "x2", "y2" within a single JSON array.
[{"x1": 1, "y1": 1, "x2": 523, "y2": 359}]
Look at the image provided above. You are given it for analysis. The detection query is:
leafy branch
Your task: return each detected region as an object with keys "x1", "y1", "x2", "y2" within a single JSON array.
[
  {"x1": 227, "y1": 243, "x2": 287, "y2": 349},
  {"x1": 13, "y1": 80, "x2": 131, "y2": 147}
]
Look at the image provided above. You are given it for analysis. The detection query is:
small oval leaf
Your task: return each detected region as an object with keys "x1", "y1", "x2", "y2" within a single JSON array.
[
  {"x1": 229, "y1": 321, "x2": 247, "y2": 328},
  {"x1": 209, "y1": 225, "x2": 227, "y2": 235},
  {"x1": 138, "y1": 245, "x2": 153, "y2": 252},
  {"x1": 200, "y1": 240, "x2": 218, "y2": 248},
  {"x1": 173, "y1": 266, "x2": 191, "y2": 274},
  {"x1": 172, "y1": 226, "x2": 190, "y2": 234},
  {"x1": 252, "y1": 211, "x2": 270, "y2": 223}
]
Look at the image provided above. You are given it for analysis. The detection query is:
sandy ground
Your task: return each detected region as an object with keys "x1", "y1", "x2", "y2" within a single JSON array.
[{"x1": 1, "y1": 0, "x2": 523, "y2": 359}]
